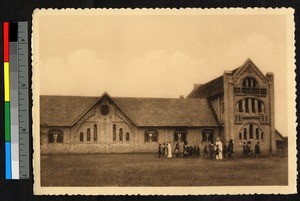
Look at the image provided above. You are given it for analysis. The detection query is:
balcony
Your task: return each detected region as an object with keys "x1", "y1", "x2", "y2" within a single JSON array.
[{"x1": 234, "y1": 87, "x2": 267, "y2": 95}]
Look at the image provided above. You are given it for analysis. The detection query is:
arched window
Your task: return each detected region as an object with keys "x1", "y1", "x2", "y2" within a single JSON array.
[
  {"x1": 202, "y1": 130, "x2": 213, "y2": 143},
  {"x1": 119, "y1": 128, "x2": 123, "y2": 141},
  {"x1": 80, "y1": 132, "x2": 84, "y2": 142},
  {"x1": 93, "y1": 124, "x2": 97, "y2": 141},
  {"x1": 239, "y1": 132, "x2": 242, "y2": 140},
  {"x1": 256, "y1": 128, "x2": 259, "y2": 139},
  {"x1": 144, "y1": 129, "x2": 158, "y2": 142},
  {"x1": 242, "y1": 77, "x2": 258, "y2": 88},
  {"x1": 236, "y1": 98, "x2": 265, "y2": 114},
  {"x1": 113, "y1": 124, "x2": 116, "y2": 141},
  {"x1": 48, "y1": 129, "x2": 63, "y2": 143},
  {"x1": 126, "y1": 132, "x2": 130, "y2": 141},
  {"x1": 87, "y1": 128, "x2": 91, "y2": 141},
  {"x1": 243, "y1": 128, "x2": 247, "y2": 140},
  {"x1": 174, "y1": 129, "x2": 187, "y2": 142},
  {"x1": 249, "y1": 124, "x2": 253, "y2": 139}
]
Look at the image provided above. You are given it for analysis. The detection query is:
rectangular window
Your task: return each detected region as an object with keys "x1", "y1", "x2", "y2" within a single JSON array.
[
  {"x1": 251, "y1": 98, "x2": 255, "y2": 113},
  {"x1": 113, "y1": 124, "x2": 116, "y2": 141},
  {"x1": 94, "y1": 125, "x2": 97, "y2": 141},
  {"x1": 144, "y1": 130, "x2": 158, "y2": 142},
  {"x1": 238, "y1": 101, "x2": 243, "y2": 112},
  {"x1": 258, "y1": 101, "x2": 262, "y2": 113},
  {"x1": 245, "y1": 98, "x2": 249, "y2": 113}
]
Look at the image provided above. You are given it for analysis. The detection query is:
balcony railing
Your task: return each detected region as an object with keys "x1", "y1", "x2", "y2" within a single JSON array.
[{"x1": 234, "y1": 87, "x2": 267, "y2": 95}]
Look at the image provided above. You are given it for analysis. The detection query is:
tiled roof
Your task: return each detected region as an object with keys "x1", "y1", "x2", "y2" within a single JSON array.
[
  {"x1": 40, "y1": 95, "x2": 219, "y2": 127},
  {"x1": 40, "y1": 95, "x2": 98, "y2": 127},
  {"x1": 187, "y1": 67, "x2": 239, "y2": 98}
]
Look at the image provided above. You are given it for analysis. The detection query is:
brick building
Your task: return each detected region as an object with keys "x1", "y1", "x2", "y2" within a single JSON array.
[{"x1": 40, "y1": 59, "x2": 278, "y2": 154}]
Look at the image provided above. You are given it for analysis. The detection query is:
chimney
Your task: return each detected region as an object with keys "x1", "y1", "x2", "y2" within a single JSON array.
[
  {"x1": 194, "y1": 83, "x2": 202, "y2": 89},
  {"x1": 180, "y1": 95, "x2": 184, "y2": 99}
]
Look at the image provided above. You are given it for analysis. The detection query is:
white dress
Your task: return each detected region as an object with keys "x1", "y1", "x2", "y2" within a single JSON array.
[
  {"x1": 216, "y1": 140, "x2": 223, "y2": 160},
  {"x1": 167, "y1": 143, "x2": 172, "y2": 158}
]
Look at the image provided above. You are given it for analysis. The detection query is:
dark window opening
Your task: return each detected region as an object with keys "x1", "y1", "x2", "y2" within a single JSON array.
[
  {"x1": 251, "y1": 98, "x2": 255, "y2": 113},
  {"x1": 94, "y1": 124, "x2": 97, "y2": 141},
  {"x1": 126, "y1": 132, "x2": 130, "y2": 141},
  {"x1": 238, "y1": 100, "x2": 243, "y2": 112},
  {"x1": 243, "y1": 77, "x2": 258, "y2": 88},
  {"x1": 100, "y1": 105, "x2": 110, "y2": 115},
  {"x1": 256, "y1": 128, "x2": 259, "y2": 139},
  {"x1": 87, "y1": 128, "x2": 91, "y2": 141},
  {"x1": 174, "y1": 130, "x2": 187, "y2": 142},
  {"x1": 48, "y1": 129, "x2": 63, "y2": 143},
  {"x1": 145, "y1": 129, "x2": 158, "y2": 142},
  {"x1": 239, "y1": 133, "x2": 242, "y2": 140},
  {"x1": 245, "y1": 98, "x2": 249, "y2": 113},
  {"x1": 243, "y1": 128, "x2": 247, "y2": 140},
  {"x1": 202, "y1": 130, "x2": 214, "y2": 143},
  {"x1": 119, "y1": 128, "x2": 123, "y2": 141},
  {"x1": 249, "y1": 124, "x2": 253, "y2": 139},
  {"x1": 80, "y1": 132, "x2": 84, "y2": 142},
  {"x1": 261, "y1": 132, "x2": 264, "y2": 140},
  {"x1": 113, "y1": 124, "x2": 116, "y2": 141}
]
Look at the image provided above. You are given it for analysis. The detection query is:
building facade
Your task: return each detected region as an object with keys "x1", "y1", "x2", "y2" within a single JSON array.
[{"x1": 40, "y1": 59, "x2": 277, "y2": 154}]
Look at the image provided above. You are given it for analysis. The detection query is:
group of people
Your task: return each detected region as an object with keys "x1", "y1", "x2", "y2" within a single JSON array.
[
  {"x1": 157, "y1": 138, "x2": 261, "y2": 159},
  {"x1": 202, "y1": 138, "x2": 234, "y2": 160},
  {"x1": 243, "y1": 140, "x2": 261, "y2": 157},
  {"x1": 158, "y1": 142, "x2": 201, "y2": 158}
]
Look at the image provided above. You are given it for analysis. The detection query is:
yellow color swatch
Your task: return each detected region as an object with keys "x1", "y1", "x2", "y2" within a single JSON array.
[{"x1": 4, "y1": 62, "x2": 10, "y2": 101}]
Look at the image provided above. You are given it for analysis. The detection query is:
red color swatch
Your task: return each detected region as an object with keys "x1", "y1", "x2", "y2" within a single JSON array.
[{"x1": 3, "y1": 22, "x2": 9, "y2": 62}]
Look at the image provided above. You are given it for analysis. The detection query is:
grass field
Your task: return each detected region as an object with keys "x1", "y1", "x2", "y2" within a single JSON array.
[{"x1": 41, "y1": 154, "x2": 288, "y2": 186}]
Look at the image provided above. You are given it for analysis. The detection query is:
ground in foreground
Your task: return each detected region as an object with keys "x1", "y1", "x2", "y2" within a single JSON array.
[{"x1": 41, "y1": 154, "x2": 288, "y2": 186}]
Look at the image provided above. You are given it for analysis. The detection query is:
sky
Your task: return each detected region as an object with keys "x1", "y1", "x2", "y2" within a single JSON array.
[{"x1": 36, "y1": 11, "x2": 292, "y2": 136}]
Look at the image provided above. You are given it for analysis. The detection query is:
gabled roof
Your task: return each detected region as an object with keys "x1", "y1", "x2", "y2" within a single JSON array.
[
  {"x1": 187, "y1": 59, "x2": 266, "y2": 98},
  {"x1": 187, "y1": 68, "x2": 239, "y2": 98},
  {"x1": 40, "y1": 95, "x2": 219, "y2": 127},
  {"x1": 40, "y1": 95, "x2": 98, "y2": 127}
]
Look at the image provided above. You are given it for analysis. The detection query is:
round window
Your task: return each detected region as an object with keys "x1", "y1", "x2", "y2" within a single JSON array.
[{"x1": 100, "y1": 105, "x2": 110, "y2": 115}]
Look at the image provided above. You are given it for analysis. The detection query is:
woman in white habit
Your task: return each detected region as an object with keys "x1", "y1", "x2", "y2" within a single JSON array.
[
  {"x1": 167, "y1": 141, "x2": 172, "y2": 158},
  {"x1": 215, "y1": 138, "x2": 223, "y2": 160}
]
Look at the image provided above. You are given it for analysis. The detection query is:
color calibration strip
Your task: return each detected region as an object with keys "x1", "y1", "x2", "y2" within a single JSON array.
[{"x1": 3, "y1": 22, "x2": 29, "y2": 179}]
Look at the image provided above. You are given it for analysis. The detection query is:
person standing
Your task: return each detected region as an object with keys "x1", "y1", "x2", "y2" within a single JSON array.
[
  {"x1": 167, "y1": 141, "x2": 172, "y2": 158},
  {"x1": 203, "y1": 145, "x2": 208, "y2": 159},
  {"x1": 255, "y1": 141, "x2": 261, "y2": 157},
  {"x1": 183, "y1": 141, "x2": 188, "y2": 157},
  {"x1": 164, "y1": 142, "x2": 168, "y2": 157},
  {"x1": 243, "y1": 141, "x2": 247, "y2": 157},
  {"x1": 196, "y1": 146, "x2": 200, "y2": 157},
  {"x1": 175, "y1": 142, "x2": 180, "y2": 158},
  {"x1": 227, "y1": 139, "x2": 234, "y2": 159},
  {"x1": 158, "y1": 143, "x2": 162, "y2": 158},
  {"x1": 215, "y1": 145, "x2": 220, "y2": 160},
  {"x1": 215, "y1": 138, "x2": 223, "y2": 160}
]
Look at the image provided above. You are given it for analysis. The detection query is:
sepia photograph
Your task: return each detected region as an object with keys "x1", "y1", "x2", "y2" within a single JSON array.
[{"x1": 32, "y1": 8, "x2": 296, "y2": 195}]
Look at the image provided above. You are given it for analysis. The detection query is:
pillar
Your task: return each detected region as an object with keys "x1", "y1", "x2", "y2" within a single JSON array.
[
  {"x1": 223, "y1": 70, "x2": 234, "y2": 143},
  {"x1": 266, "y1": 72, "x2": 276, "y2": 153}
]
